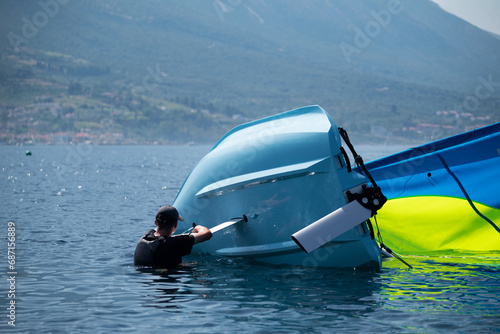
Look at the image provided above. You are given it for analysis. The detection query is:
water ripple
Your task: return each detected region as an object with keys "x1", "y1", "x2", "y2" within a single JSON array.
[{"x1": 1, "y1": 145, "x2": 498, "y2": 333}]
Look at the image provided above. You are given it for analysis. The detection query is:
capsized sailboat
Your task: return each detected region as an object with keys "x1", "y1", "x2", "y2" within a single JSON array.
[
  {"x1": 364, "y1": 122, "x2": 500, "y2": 256},
  {"x1": 172, "y1": 105, "x2": 386, "y2": 269}
]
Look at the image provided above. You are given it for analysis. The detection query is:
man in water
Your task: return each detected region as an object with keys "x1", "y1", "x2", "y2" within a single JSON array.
[{"x1": 134, "y1": 205, "x2": 212, "y2": 267}]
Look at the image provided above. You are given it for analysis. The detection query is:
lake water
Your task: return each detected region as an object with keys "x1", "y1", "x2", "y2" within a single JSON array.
[{"x1": 1, "y1": 144, "x2": 499, "y2": 333}]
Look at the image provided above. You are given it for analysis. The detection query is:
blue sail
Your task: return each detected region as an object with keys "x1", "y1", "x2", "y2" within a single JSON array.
[{"x1": 364, "y1": 123, "x2": 500, "y2": 256}]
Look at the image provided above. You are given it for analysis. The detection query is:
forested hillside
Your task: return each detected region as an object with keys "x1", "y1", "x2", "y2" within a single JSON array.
[{"x1": 1, "y1": 0, "x2": 499, "y2": 144}]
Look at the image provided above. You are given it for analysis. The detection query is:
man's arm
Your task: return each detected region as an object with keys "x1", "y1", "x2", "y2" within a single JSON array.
[{"x1": 191, "y1": 225, "x2": 212, "y2": 244}]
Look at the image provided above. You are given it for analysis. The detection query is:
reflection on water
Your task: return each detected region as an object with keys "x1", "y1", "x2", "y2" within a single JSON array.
[
  {"x1": 133, "y1": 254, "x2": 500, "y2": 332},
  {"x1": 381, "y1": 256, "x2": 500, "y2": 310},
  {"x1": 136, "y1": 254, "x2": 381, "y2": 319}
]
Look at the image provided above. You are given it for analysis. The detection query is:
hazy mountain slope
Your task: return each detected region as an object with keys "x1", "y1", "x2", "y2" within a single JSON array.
[
  {"x1": 1, "y1": 0, "x2": 498, "y2": 143},
  {"x1": 3, "y1": 0, "x2": 499, "y2": 86}
]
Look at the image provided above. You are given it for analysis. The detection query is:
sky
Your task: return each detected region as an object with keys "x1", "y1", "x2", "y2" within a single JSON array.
[{"x1": 430, "y1": 0, "x2": 500, "y2": 35}]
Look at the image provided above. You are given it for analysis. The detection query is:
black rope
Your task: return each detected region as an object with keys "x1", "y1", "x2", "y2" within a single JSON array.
[
  {"x1": 339, "y1": 146, "x2": 351, "y2": 172},
  {"x1": 436, "y1": 153, "x2": 500, "y2": 234},
  {"x1": 338, "y1": 127, "x2": 378, "y2": 187},
  {"x1": 373, "y1": 216, "x2": 413, "y2": 269},
  {"x1": 339, "y1": 127, "x2": 411, "y2": 268}
]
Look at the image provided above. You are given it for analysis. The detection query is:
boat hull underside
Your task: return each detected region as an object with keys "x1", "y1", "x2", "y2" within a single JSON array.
[
  {"x1": 176, "y1": 161, "x2": 381, "y2": 269},
  {"x1": 212, "y1": 225, "x2": 381, "y2": 269},
  {"x1": 173, "y1": 106, "x2": 382, "y2": 269}
]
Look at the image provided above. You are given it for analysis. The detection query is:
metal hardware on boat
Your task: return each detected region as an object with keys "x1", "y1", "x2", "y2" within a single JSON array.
[
  {"x1": 182, "y1": 215, "x2": 248, "y2": 234},
  {"x1": 380, "y1": 244, "x2": 413, "y2": 269},
  {"x1": 346, "y1": 185, "x2": 387, "y2": 216},
  {"x1": 210, "y1": 215, "x2": 248, "y2": 233},
  {"x1": 292, "y1": 127, "x2": 388, "y2": 254},
  {"x1": 291, "y1": 199, "x2": 373, "y2": 253},
  {"x1": 291, "y1": 184, "x2": 385, "y2": 253},
  {"x1": 372, "y1": 215, "x2": 413, "y2": 269}
]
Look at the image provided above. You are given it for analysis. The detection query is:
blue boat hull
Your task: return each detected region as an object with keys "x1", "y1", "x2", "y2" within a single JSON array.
[{"x1": 173, "y1": 106, "x2": 382, "y2": 269}]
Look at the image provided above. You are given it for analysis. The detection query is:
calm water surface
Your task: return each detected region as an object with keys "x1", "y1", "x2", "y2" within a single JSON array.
[{"x1": 1, "y1": 145, "x2": 499, "y2": 333}]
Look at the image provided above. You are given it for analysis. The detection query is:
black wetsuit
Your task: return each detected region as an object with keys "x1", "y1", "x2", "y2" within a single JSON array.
[{"x1": 134, "y1": 229, "x2": 195, "y2": 267}]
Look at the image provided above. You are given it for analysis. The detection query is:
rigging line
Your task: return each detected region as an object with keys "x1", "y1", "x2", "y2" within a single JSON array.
[
  {"x1": 373, "y1": 216, "x2": 412, "y2": 269},
  {"x1": 372, "y1": 217, "x2": 383, "y2": 245},
  {"x1": 338, "y1": 127, "x2": 378, "y2": 187},
  {"x1": 436, "y1": 153, "x2": 500, "y2": 234},
  {"x1": 392, "y1": 174, "x2": 414, "y2": 199}
]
